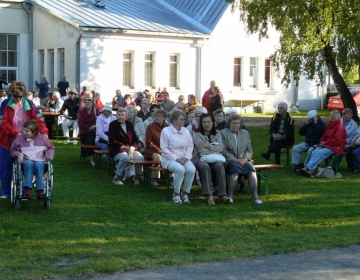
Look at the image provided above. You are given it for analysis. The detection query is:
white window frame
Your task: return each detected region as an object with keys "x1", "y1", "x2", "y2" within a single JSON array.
[
  {"x1": 169, "y1": 54, "x2": 180, "y2": 89},
  {"x1": 249, "y1": 57, "x2": 257, "y2": 88},
  {"x1": 144, "y1": 53, "x2": 154, "y2": 88},
  {"x1": 48, "y1": 49, "x2": 55, "y2": 88},
  {"x1": 0, "y1": 34, "x2": 18, "y2": 84},
  {"x1": 123, "y1": 52, "x2": 133, "y2": 88},
  {"x1": 58, "y1": 48, "x2": 65, "y2": 80},
  {"x1": 39, "y1": 50, "x2": 44, "y2": 79},
  {"x1": 264, "y1": 58, "x2": 272, "y2": 89},
  {"x1": 233, "y1": 57, "x2": 242, "y2": 88}
]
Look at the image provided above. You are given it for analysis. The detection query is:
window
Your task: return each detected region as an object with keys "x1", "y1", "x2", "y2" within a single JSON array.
[
  {"x1": 169, "y1": 54, "x2": 179, "y2": 88},
  {"x1": 144, "y1": 53, "x2": 154, "y2": 88},
  {"x1": 233, "y1": 57, "x2": 242, "y2": 87},
  {"x1": 39, "y1": 50, "x2": 44, "y2": 78},
  {"x1": 123, "y1": 52, "x2": 133, "y2": 88},
  {"x1": 0, "y1": 34, "x2": 18, "y2": 84},
  {"x1": 264, "y1": 59, "x2": 271, "y2": 88},
  {"x1": 249, "y1": 57, "x2": 257, "y2": 88},
  {"x1": 49, "y1": 49, "x2": 54, "y2": 88},
  {"x1": 59, "y1": 49, "x2": 65, "y2": 80}
]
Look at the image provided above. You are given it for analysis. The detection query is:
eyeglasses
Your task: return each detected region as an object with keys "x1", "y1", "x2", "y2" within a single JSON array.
[
  {"x1": 13, "y1": 95, "x2": 24, "y2": 98},
  {"x1": 179, "y1": 99, "x2": 184, "y2": 101}
]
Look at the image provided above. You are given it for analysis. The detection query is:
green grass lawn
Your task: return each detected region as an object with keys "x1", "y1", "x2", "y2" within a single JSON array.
[{"x1": 1, "y1": 124, "x2": 360, "y2": 280}]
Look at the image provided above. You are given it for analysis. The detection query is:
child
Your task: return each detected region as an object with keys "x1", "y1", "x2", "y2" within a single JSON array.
[
  {"x1": 10, "y1": 120, "x2": 55, "y2": 199},
  {"x1": 214, "y1": 109, "x2": 226, "y2": 130}
]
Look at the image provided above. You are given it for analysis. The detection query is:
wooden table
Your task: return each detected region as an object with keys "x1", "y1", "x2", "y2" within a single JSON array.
[{"x1": 254, "y1": 164, "x2": 283, "y2": 195}]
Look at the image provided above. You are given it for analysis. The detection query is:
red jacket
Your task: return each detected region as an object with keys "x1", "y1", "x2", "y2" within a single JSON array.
[
  {"x1": 202, "y1": 88, "x2": 214, "y2": 111},
  {"x1": 320, "y1": 119, "x2": 347, "y2": 153},
  {"x1": 0, "y1": 98, "x2": 48, "y2": 149},
  {"x1": 108, "y1": 120, "x2": 139, "y2": 157},
  {"x1": 77, "y1": 106, "x2": 100, "y2": 135}
]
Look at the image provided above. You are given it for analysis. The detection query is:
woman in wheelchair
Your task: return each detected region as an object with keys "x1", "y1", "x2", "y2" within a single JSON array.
[{"x1": 10, "y1": 120, "x2": 55, "y2": 199}]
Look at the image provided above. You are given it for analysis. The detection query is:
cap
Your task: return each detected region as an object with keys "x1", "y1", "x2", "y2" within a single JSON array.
[
  {"x1": 103, "y1": 104, "x2": 112, "y2": 112},
  {"x1": 307, "y1": 110, "x2": 317, "y2": 119},
  {"x1": 194, "y1": 106, "x2": 208, "y2": 115},
  {"x1": 225, "y1": 108, "x2": 237, "y2": 115}
]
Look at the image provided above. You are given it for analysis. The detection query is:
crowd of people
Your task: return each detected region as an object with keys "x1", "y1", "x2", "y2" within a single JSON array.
[{"x1": 1, "y1": 78, "x2": 359, "y2": 206}]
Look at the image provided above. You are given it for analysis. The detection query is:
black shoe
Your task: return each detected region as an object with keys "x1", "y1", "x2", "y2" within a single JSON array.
[
  {"x1": 240, "y1": 184, "x2": 247, "y2": 194},
  {"x1": 260, "y1": 152, "x2": 270, "y2": 160}
]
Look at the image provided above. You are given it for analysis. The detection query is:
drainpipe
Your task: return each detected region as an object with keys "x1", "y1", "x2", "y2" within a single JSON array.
[
  {"x1": 76, "y1": 31, "x2": 82, "y2": 92},
  {"x1": 22, "y1": 1, "x2": 33, "y2": 88}
]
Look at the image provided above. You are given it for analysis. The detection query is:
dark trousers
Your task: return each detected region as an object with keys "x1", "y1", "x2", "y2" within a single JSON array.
[{"x1": 268, "y1": 138, "x2": 286, "y2": 164}]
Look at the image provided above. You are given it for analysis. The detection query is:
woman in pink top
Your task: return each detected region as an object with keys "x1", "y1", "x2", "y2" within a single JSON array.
[
  {"x1": 160, "y1": 109, "x2": 195, "y2": 204},
  {"x1": 10, "y1": 120, "x2": 55, "y2": 199}
]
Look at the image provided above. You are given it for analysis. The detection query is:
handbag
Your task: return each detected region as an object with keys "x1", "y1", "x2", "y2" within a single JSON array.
[
  {"x1": 123, "y1": 164, "x2": 135, "y2": 181},
  {"x1": 315, "y1": 166, "x2": 334, "y2": 179},
  {"x1": 200, "y1": 153, "x2": 226, "y2": 163}
]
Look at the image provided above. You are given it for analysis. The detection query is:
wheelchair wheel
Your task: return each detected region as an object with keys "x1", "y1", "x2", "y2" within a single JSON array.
[
  {"x1": 44, "y1": 162, "x2": 53, "y2": 199},
  {"x1": 11, "y1": 161, "x2": 23, "y2": 204},
  {"x1": 15, "y1": 198, "x2": 21, "y2": 210}
]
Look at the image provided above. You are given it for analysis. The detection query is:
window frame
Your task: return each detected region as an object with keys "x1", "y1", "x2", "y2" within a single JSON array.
[
  {"x1": 144, "y1": 52, "x2": 155, "y2": 88},
  {"x1": 122, "y1": 51, "x2": 133, "y2": 88},
  {"x1": 169, "y1": 54, "x2": 180, "y2": 89},
  {"x1": 0, "y1": 34, "x2": 18, "y2": 84},
  {"x1": 249, "y1": 57, "x2": 257, "y2": 88},
  {"x1": 233, "y1": 57, "x2": 242, "y2": 88}
]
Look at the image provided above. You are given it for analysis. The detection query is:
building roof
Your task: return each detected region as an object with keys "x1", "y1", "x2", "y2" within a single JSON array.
[{"x1": 30, "y1": 0, "x2": 229, "y2": 36}]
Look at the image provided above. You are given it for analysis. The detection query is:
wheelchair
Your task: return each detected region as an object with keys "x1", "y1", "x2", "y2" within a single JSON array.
[{"x1": 10, "y1": 159, "x2": 54, "y2": 210}]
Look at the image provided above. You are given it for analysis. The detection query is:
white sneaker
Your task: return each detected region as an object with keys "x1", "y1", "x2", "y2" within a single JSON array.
[
  {"x1": 253, "y1": 198, "x2": 263, "y2": 204},
  {"x1": 172, "y1": 195, "x2": 183, "y2": 204},
  {"x1": 229, "y1": 198, "x2": 233, "y2": 203},
  {"x1": 90, "y1": 159, "x2": 95, "y2": 166},
  {"x1": 64, "y1": 139, "x2": 70, "y2": 145},
  {"x1": 0, "y1": 195, "x2": 9, "y2": 199},
  {"x1": 181, "y1": 193, "x2": 190, "y2": 204},
  {"x1": 151, "y1": 181, "x2": 159, "y2": 186},
  {"x1": 73, "y1": 140, "x2": 77, "y2": 145}
]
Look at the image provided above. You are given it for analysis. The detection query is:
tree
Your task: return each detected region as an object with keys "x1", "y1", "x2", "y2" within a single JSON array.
[{"x1": 226, "y1": 0, "x2": 360, "y2": 120}]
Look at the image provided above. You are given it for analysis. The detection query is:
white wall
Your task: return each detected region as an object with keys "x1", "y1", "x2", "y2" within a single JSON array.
[{"x1": 80, "y1": 33, "x2": 198, "y2": 103}]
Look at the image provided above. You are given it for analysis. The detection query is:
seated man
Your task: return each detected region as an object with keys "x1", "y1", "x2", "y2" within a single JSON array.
[
  {"x1": 302, "y1": 110, "x2": 347, "y2": 177},
  {"x1": 292, "y1": 110, "x2": 326, "y2": 172},
  {"x1": 261, "y1": 102, "x2": 295, "y2": 164},
  {"x1": 59, "y1": 90, "x2": 81, "y2": 144}
]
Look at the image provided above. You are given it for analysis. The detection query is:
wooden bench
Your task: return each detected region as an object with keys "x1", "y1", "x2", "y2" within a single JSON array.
[
  {"x1": 80, "y1": 144, "x2": 100, "y2": 160},
  {"x1": 282, "y1": 145, "x2": 293, "y2": 166},
  {"x1": 254, "y1": 164, "x2": 283, "y2": 195},
  {"x1": 127, "y1": 160, "x2": 161, "y2": 189},
  {"x1": 148, "y1": 166, "x2": 171, "y2": 199},
  {"x1": 324, "y1": 152, "x2": 347, "y2": 174}
]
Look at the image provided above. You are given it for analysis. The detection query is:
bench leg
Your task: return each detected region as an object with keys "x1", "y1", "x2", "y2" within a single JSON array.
[{"x1": 256, "y1": 170, "x2": 269, "y2": 196}]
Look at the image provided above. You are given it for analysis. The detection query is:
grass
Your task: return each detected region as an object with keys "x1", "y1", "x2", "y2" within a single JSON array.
[{"x1": 1, "y1": 123, "x2": 360, "y2": 280}]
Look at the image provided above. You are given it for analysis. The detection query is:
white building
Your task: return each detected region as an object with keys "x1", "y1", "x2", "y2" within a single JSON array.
[{"x1": 0, "y1": 0, "x2": 324, "y2": 111}]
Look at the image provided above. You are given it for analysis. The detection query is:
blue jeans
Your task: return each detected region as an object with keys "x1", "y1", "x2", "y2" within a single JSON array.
[
  {"x1": 22, "y1": 160, "x2": 45, "y2": 191},
  {"x1": 0, "y1": 146, "x2": 13, "y2": 197},
  {"x1": 345, "y1": 146, "x2": 360, "y2": 173},
  {"x1": 305, "y1": 147, "x2": 334, "y2": 172}
]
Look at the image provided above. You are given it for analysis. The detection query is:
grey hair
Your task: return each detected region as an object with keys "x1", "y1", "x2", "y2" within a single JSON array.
[
  {"x1": 170, "y1": 108, "x2": 185, "y2": 123},
  {"x1": 278, "y1": 101, "x2": 288, "y2": 110},
  {"x1": 126, "y1": 105, "x2": 138, "y2": 115},
  {"x1": 330, "y1": 110, "x2": 341, "y2": 119},
  {"x1": 342, "y1": 108, "x2": 352, "y2": 116},
  {"x1": 226, "y1": 114, "x2": 242, "y2": 129},
  {"x1": 116, "y1": 107, "x2": 127, "y2": 115}
]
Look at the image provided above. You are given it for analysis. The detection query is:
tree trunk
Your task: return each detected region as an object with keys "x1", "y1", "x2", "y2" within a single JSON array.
[{"x1": 323, "y1": 45, "x2": 359, "y2": 121}]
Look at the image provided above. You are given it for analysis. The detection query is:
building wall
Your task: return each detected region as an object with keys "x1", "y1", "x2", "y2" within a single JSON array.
[
  {"x1": 80, "y1": 33, "x2": 197, "y2": 103},
  {"x1": 32, "y1": 6, "x2": 79, "y2": 90},
  {"x1": 0, "y1": 1, "x2": 30, "y2": 88}
]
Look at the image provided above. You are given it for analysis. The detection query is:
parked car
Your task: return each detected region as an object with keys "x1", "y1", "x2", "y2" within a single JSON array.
[{"x1": 327, "y1": 89, "x2": 360, "y2": 111}]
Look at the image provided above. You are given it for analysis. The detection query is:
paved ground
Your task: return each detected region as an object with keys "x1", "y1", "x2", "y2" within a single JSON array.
[{"x1": 88, "y1": 245, "x2": 360, "y2": 280}]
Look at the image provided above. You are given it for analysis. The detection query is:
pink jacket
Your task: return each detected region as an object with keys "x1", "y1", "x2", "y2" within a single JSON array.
[{"x1": 10, "y1": 133, "x2": 55, "y2": 162}]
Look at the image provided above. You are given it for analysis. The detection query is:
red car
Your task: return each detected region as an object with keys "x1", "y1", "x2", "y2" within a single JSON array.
[{"x1": 327, "y1": 89, "x2": 360, "y2": 111}]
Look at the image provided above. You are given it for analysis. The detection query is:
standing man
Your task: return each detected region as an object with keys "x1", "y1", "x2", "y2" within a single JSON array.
[
  {"x1": 35, "y1": 75, "x2": 50, "y2": 106},
  {"x1": 112, "y1": 89, "x2": 124, "y2": 107},
  {"x1": 260, "y1": 101, "x2": 295, "y2": 164},
  {"x1": 202, "y1": 80, "x2": 216, "y2": 111},
  {"x1": 57, "y1": 75, "x2": 70, "y2": 101}
]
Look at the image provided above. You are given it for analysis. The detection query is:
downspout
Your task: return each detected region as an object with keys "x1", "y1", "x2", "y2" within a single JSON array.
[
  {"x1": 22, "y1": 1, "x2": 33, "y2": 88},
  {"x1": 76, "y1": 31, "x2": 82, "y2": 92},
  {"x1": 196, "y1": 44, "x2": 202, "y2": 101}
]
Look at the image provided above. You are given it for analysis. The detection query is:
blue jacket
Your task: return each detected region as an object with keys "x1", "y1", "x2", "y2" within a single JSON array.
[
  {"x1": 298, "y1": 116, "x2": 326, "y2": 146},
  {"x1": 35, "y1": 80, "x2": 50, "y2": 98}
]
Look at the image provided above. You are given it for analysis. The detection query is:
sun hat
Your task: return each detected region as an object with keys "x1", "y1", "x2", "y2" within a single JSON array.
[
  {"x1": 103, "y1": 104, "x2": 112, "y2": 112},
  {"x1": 307, "y1": 110, "x2": 317, "y2": 119},
  {"x1": 194, "y1": 106, "x2": 208, "y2": 115}
]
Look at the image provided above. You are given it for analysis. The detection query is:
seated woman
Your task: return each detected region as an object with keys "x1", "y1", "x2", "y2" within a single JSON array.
[
  {"x1": 193, "y1": 113, "x2": 230, "y2": 205},
  {"x1": 95, "y1": 104, "x2": 116, "y2": 152},
  {"x1": 109, "y1": 108, "x2": 144, "y2": 185},
  {"x1": 121, "y1": 94, "x2": 136, "y2": 107},
  {"x1": 143, "y1": 109, "x2": 169, "y2": 186},
  {"x1": 221, "y1": 115, "x2": 262, "y2": 204},
  {"x1": 77, "y1": 97, "x2": 100, "y2": 166},
  {"x1": 160, "y1": 109, "x2": 196, "y2": 204},
  {"x1": 184, "y1": 94, "x2": 200, "y2": 115},
  {"x1": 126, "y1": 106, "x2": 146, "y2": 152},
  {"x1": 10, "y1": 120, "x2": 55, "y2": 199},
  {"x1": 345, "y1": 124, "x2": 360, "y2": 175},
  {"x1": 302, "y1": 110, "x2": 347, "y2": 177}
]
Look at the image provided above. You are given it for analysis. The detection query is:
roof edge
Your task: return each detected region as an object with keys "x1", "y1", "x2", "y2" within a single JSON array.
[{"x1": 155, "y1": 0, "x2": 212, "y2": 35}]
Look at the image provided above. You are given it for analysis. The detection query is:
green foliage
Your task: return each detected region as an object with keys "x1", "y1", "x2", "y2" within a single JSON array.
[
  {"x1": 1, "y1": 123, "x2": 360, "y2": 279},
  {"x1": 226, "y1": 0, "x2": 360, "y2": 87},
  {"x1": 342, "y1": 66, "x2": 359, "y2": 84}
]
